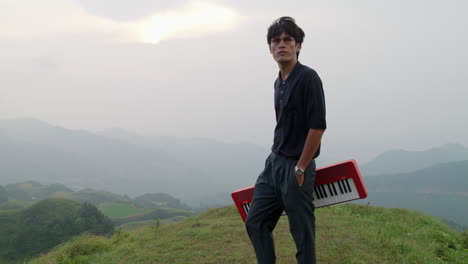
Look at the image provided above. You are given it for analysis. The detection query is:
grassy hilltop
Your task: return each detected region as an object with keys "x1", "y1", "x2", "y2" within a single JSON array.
[{"x1": 29, "y1": 204, "x2": 467, "y2": 264}]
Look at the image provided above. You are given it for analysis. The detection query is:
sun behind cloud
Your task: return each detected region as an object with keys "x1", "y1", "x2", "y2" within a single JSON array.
[{"x1": 132, "y1": 2, "x2": 241, "y2": 44}]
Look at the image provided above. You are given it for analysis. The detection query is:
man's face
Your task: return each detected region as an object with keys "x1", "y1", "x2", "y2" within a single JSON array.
[{"x1": 269, "y1": 32, "x2": 301, "y2": 64}]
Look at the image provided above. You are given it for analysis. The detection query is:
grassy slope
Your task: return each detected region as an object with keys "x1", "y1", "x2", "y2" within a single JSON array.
[
  {"x1": 117, "y1": 216, "x2": 188, "y2": 231},
  {"x1": 111, "y1": 207, "x2": 194, "y2": 226},
  {"x1": 29, "y1": 204, "x2": 467, "y2": 264},
  {"x1": 98, "y1": 203, "x2": 152, "y2": 218}
]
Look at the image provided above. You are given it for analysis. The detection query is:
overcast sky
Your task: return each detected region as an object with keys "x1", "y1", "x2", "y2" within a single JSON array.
[{"x1": 1, "y1": 0, "x2": 467, "y2": 163}]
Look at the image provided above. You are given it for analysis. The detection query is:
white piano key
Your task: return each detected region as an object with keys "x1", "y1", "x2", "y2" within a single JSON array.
[
  {"x1": 346, "y1": 178, "x2": 360, "y2": 199},
  {"x1": 312, "y1": 178, "x2": 359, "y2": 208}
]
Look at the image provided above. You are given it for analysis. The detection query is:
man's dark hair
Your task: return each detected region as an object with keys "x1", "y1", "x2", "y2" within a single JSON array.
[
  {"x1": 267, "y1": 16, "x2": 305, "y2": 45},
  {"x1": 267, "y1": 16, "x2": 305, "y2": 58}
]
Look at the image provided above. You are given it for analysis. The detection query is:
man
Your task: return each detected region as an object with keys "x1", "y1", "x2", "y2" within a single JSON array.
[{"x1": 245, "y1": 16, "x2": 326, "y2": 264}]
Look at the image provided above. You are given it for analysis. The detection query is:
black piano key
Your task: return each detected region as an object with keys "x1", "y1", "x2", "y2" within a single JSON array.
[
  {"x1": 343, "y1": 179, "x2": 351, "y2": 193},
  {"x1": 337, "y1": 180, "x2": 344, "y2": 194},
  {"x1": 338, "y1": 180, "x2": 345, "y2": 193},
  {"x1": 327, "y1": 184, "x2": 334, "y2": 196},
  {"x1": 243, "y1": 203, "x2": 250, "y2": 213},
  {"x1": 342, "y1": 180, "x2": 349, "y2": 193},
  {"x1": 319, "y1": 185, "x2": 326, "y2": 199},
  {"x1": 314, "y1": 187, "x2": 321, "y2": 199},
  {"x1": 331, "y1": 182, "x2": 338, "y2": 196},
  {"x1": 321, "y1": 185, "x2": 328, "y2": 198},
  {"x1": 317, "y1": 186, "x2": 324, "y2": 199},
  {"x1": 345, "y1": 179, "x2": 352, "y2": 193}
]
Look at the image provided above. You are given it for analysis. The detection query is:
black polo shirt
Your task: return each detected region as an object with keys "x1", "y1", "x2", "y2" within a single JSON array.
[{"x1": 271, "y1": 61, "x2": 326, "y2": 159}]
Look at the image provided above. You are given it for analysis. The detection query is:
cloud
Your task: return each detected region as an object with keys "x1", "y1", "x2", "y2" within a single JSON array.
[
  {"x1": 0, "y1": 0, "x2": 122, "y2": 40},
  {"x1": 130, "y1": 2, "x2": 242, "y2": 44},
  {"x1": 0, "y1": 0, "x2": 242, "y2": 44},
  {"x1": 75, "y1": 0, "x2": 187, "y2": 21}
]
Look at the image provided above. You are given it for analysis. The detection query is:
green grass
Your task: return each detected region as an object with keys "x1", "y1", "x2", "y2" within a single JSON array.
[
  {"x1": 98, "y1": 203, "x2": 152, "y2": 218},
  {"x1": 110, "y1": 207, "x2": 194, "y2": 225},
  {"x1": 117, "y1": 216, "x2": 188, "y2": 231},
  {"x1": 28, "y1": 204, "x2": 468, "y2": 264}
]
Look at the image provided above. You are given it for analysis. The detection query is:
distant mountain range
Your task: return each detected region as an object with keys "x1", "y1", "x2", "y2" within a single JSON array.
[
  {"x1": 366, "y1": 160, "x2": 468, "y2": 194},
  {"x1": 361, "y1": 160, "x2": 468, "y2": 227},
  {"x1": 356, "y1": 143, "x2": 468, "y2": 227},
  {"x1": 1, "y1": 118, "x2": 467, "y2": 227},
  {"x1": 0, "y1": 118, "x2": 269, "y2": 206},
  {"x1": 98, "y1": 126, "x2": 269, "y2": 192},
  {"x1": 361, "y1": 143, "x2": 468, "y2": 176}
]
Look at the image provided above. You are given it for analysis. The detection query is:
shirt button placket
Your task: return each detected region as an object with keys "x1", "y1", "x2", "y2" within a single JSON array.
[{"x1": 279, "y1": 81, "x2": 286, "y2": 105}]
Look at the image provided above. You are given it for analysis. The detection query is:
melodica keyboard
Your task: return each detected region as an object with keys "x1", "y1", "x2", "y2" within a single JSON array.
[{"x1": 231, "y1": 159, "x2": 368, "y2": 222}]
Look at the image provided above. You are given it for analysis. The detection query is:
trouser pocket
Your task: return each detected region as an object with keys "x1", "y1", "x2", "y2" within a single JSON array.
[
  {"x1": 290, "y1": 159, "x2": 317, "y2": 191},
  {"x1": 288, "y1": 159, "x2": 303, "y2": 189}
]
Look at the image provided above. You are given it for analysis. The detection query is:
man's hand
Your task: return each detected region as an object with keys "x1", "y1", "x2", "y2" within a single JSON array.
[
  {"x1": 295, "y1": 129, "x2": 325, "y2": 188},
  {"x1": 295, "y1": 170, "x2": 304, "y2": 187}
]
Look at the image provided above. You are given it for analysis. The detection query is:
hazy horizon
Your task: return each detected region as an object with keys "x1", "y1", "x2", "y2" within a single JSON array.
[
  {"x1": 1, "y1": 0, "x2": 467, "y2": 163},
  {"x1": 1, "y1": 116, "x2": 466, "y2": 166}
]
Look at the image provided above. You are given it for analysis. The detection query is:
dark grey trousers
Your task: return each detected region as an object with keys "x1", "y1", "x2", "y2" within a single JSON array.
[{"x1": 245, "y1": 152, "x2": 316, "y2": 264}]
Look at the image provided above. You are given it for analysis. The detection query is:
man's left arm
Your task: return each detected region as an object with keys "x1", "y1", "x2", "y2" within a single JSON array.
[
  {"x1": 295, "y1": 71, "x2": 327, "y2": 186},
  {"x1": 295, "y1": 129, "x2": 325, "y2": 186}
]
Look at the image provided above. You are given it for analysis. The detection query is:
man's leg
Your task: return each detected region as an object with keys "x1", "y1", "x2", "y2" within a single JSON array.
[
  {"x1": 246, "y1": 154, "x2": 283, "y2": 264},
  {"x1": 282, "y1": 159, "x2": 317, "y2": 264}
]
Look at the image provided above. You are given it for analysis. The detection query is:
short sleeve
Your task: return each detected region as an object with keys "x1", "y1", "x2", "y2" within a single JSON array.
[{"x1": 304, "y1": 71, "x2": 327, "y2": 130}]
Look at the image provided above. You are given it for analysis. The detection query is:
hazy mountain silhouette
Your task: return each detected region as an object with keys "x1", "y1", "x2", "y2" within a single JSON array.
[
  {"x1": 0, "y1": 118, "x2": 269, "y2": 206},
  {"x1": 363, "y1": 160, "x2": 468, "y2": 226},
  {"x1": 366, "y1": 160, "x2": 468, "y2": 194},
  {"x1": 3, "y1": 118, "x2": 467, "y2": 222},
  {"x1": 99, "y1": 127, "x2": 269, "y2": 188},
  {"x1": 361, "y1": 143, "x2": 468, "y2": 176},
  {"x1": 0, "y1": 118, "x2": 219, "y2": 202}
]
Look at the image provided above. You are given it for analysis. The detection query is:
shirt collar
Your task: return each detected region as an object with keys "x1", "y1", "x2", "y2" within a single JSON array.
[{"x1": 277, "y1": 61, "x2": 302, "y2": 83}]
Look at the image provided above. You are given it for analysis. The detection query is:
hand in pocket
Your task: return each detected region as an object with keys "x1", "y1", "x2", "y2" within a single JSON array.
[{"x1": 295, "y1": 170, "x2": 304, "y2": 187}]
